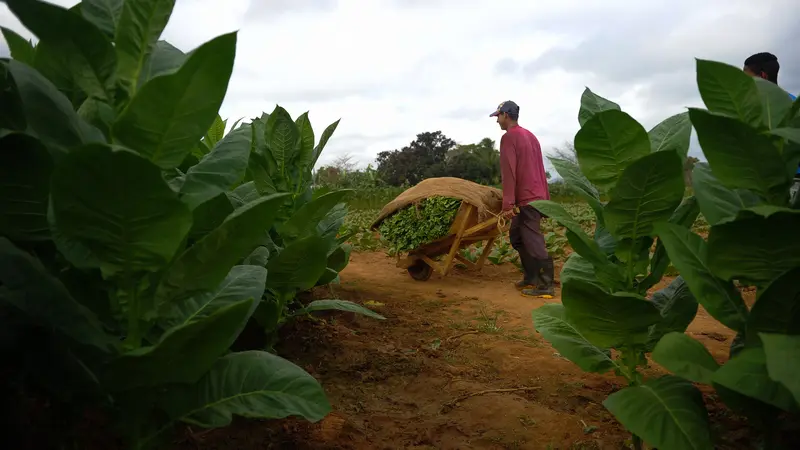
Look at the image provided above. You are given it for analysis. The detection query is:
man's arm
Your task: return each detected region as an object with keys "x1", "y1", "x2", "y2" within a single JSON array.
[{"x1": 499, "y1": 133, "x2": 517, "y2": 211}]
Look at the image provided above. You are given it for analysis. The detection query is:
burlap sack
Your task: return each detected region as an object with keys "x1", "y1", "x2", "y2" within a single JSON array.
[{"x1": 370, "y1": 177, "x2": 503, "y2": 230}]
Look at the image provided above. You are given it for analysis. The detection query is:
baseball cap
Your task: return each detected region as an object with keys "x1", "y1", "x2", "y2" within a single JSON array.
[{"x1": 489, "y1": 100, "x2": 520, "y2": 117}]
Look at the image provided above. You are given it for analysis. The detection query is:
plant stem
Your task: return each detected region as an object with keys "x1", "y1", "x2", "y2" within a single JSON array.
[{"x1": 632, "y1": 434, "x2": 643, "y2": 450}]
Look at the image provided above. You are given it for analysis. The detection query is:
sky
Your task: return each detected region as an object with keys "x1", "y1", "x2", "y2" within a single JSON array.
[{"x1": 2, "y1": 0, "x2": 800, "y2": 172}]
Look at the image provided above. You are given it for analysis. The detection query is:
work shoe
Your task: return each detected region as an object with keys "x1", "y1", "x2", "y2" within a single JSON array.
[
  {"x1": 514, "y1": 253, "x2": 541, "y2": 290},
  {"x1": 521, "y1": 286, "x2": 555, "y2": 298}
]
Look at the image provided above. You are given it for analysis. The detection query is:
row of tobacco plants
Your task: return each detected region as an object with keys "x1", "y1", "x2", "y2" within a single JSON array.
[
  {"x1": 0, "y1": 0, "x2": 382, "y2": 448},
  {"x1": 532, "y1": 59, "x2": 800, "y2": 449}
]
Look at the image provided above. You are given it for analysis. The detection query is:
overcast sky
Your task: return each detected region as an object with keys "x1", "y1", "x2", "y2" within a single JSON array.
[{"x1": 2, "y1": 0, "x2": 800, "y2": 170}]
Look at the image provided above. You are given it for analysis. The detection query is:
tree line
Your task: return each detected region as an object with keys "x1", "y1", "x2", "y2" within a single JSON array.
[
  {"x1": 316, "y1": 131, "x2": 503, "y2": 188},
  {"x1": 314, "y1": 131, "x2": 698, "y2": 190}
]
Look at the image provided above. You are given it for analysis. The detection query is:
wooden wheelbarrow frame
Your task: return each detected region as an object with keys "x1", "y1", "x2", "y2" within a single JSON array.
[{"x1": 395, "y1": 201, "x2": 508, "y2": 281}]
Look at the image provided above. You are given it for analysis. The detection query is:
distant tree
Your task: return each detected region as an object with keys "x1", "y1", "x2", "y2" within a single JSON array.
[
  {"x1": 376, "y1": 131, "x2": 455, "y2": 185},
  {"x1": 445, "y1": 137, "x2": 500, "y2": 185},
  {"x1": 332, "y1": 153, "x2": 357, "y2": 173}
]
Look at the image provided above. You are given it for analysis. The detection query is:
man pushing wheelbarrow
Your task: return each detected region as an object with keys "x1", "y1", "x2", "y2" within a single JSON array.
[{"x1": 490, "y1": 101, "x2": 555, "y2": 298}]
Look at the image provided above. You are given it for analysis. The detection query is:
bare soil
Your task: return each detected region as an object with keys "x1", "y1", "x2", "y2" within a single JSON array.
[{"x1": 177, "y1": 252, "x2": 765, "y2": 450}]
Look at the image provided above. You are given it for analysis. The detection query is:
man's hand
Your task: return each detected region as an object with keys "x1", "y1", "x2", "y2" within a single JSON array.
[{"x1": 500, "y1": 208, "x2": 517, "y2": 219}]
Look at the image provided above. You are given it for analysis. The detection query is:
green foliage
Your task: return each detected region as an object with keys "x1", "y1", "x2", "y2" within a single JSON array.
[
  {"x1": 375, "y1": 131, "x2": 456, "y2": 185},
  {"x1": 378, "y1": 196, "x2": 462, "y2": 253},
  {"x1": 0, "y1": 0, "x2": 377, "y2": 447},
  {"x1": 532, "y1": 60, "x2": 800, "y2": 449},
  {"x1": 372, "y1": 132, "x2": 501, "y2": 187}
]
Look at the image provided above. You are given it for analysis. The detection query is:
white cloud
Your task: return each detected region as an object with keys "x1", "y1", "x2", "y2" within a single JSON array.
[{"x1": 3, "y1": 0, "x2": 799, "y2": 171}]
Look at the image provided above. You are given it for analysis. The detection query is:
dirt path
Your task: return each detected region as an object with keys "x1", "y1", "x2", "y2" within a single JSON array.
[{"x1": 182, "y1": 252, "x2": 751, "y2": 450}]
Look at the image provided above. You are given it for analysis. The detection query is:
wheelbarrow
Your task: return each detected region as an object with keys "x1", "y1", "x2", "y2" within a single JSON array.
[{"x1": 394, "y1": 201, "x2": 508, "y2": 281}]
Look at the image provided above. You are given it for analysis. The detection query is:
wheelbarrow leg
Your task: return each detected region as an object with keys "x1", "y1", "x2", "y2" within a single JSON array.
[
  {"x1": 475, "y1": 236, "x2": 496, "y2": 270},
  {"x1": 442, "y1": 205, "x2": 473, "y2": 276}
]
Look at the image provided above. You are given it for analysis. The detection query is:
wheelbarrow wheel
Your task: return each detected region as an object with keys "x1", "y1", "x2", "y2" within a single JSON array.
[{"x1": 407, "y1": 259, "x2": 433, "y2": 281}]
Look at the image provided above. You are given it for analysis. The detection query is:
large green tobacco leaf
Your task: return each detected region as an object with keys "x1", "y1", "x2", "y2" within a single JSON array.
[
  {"x1": 639, "y1": 197, "x2": 701, "y2": 293},
  {"x1": 1, "y1": 27, "x2": 36, "y2": 65},
  {"x1": 113, "y1": 32, "x2": 237, "y2": 170},
  {"x1": 781, "y1": 97, "x2": 800, "y2": 128},
  {"x1": 311, "y1": 119, "x2": 341, "y2": 167},
  {"x1": 574, "y1": 109, "x2": 651, "y2": 189},
  {"x1": 154, "y1": 194, "x2": 288, "y2": 315},
  {"x1": 559, "y1": 249, "x2": 625, "y2": 293},
  {"x1": 180, "y1": 125, "x2": 252, "y2": 209},
  {"x1": 293, "y1": 112, "x2": 316, "y2": 169},
  {"x1": 0, "y1": 62, "x2": 26, "y2": 131},
  {"x1": 654, "y1": 222, "x2": 747, "y2": 331},
  {"x1": 188, "y1": 193, "x2": 234, "y2": 239},
  {"x1": 115, "y1": 0, "x2": 176, "y2": 94},
  {"x1": 137, "y1": 40, "x2": 186, "y2": 86},
  {"x1": 103, "y1": 298, "x2": 254, "y2": 391},
  {"x1": 747, "y1": 267, "x2": 800, "y2": 340},
  {"x1": 159, "y1": 350, "x2": 331, "y2": 427},
  {"x1": 652, "y1": 332, "x2": 719, "y2": 385},
  {"x1": 647, "y1": 277, "x2": 699, "y2": 349},
  {"x1": 77, "y1": 97, "x2": 115, "y2": 139},
  {"x1": 6, "y1": 0, "x2": 116, "y2": 101},
  {"x1": 559, "y1": 253, "x2": 599, "y2": 287},
  {"x1": 266, "y1": 235, "x2": 330, "y2": 292},
  {"x1": 754, "y1": 77, "x2": 794, "y2": 130},
  {"x1": 759, "y1": 333, "x2": 800, "y2": 406},
  {"x1": 577, "y1": 87, "x2": 621, "y2": 127},
  {"x1": 604, "y1": 150, "x2": 684, "y2": 241},
  {"x1": 0, "y1": 238, "x2": 117, "y2": 353},
  {"x1": 707, "y1": 207, "x2": 800, "y2": 284},
  {"x1": 317, "y1": 203, "x2": 349, "y2": 241},
  {"x1": 689, "y1": 108, "x2": 790, "y2": 203},
  {"x1": 265, "y1": 106, "x2": 300, "y2": 179},
  {"x1": 160, "y1": 265, "x2": 267, "y2": 330},
  {"x1": 711, "y1": 347, "x2": 797, "y2": 412},
  {"x1": 80, "y1": 0, "x2": 124, "y2": 39},
  {"x1": 531, "y1": 303, "x2": 619, "y2": 374},
  {"x1": 562, "y1": 277, "x2": 661, "y2": 348},
  {"x1": 648, "y1": 112, "x2": 692, "y2": 158},
  {"x1": 529, "y1": 200, "x2": 606, "y2": 264},
  {"x1": 548, "y1": 157, "x2": 605, "y2": 224},
  {"x1": 295, "y1": 299, "x2": 386, "y2": 320},
  {"x1": 50, "y1": 145, "x2": 192, "y2": 274},
  {"x1": 5, "y1": 60, "x2": 103, "y2": 152},
  {"x1": 247, "y1": 150, "x2": 278, "y2": 195},
  {"x1": 227, "y1": 181, "x2": 261, "y2": 208},
  {"x1": 201, "y1": 114, "x2": 227, "y2": 152},
  {"x1": 316, "y1": 244, "x2": 351, "y2": 286},
  {"x1": 695, "y1": 59, "x2": 762, "y2": 127},
  {"x1": 691, "y1": 163, "x2": 760, "y2": 226},
  {"x1": 243, "y1": 247, "x2": 270, "y2": 267},
  {"x1": 0, "y1": 133, "x2": 52, "y2": 241},
  {"x1": 604, "y1": 375, "x2": 713, "y2": 450},
  {"x1": 278, "y1": 190, "x2": 352, "y2": 241}
]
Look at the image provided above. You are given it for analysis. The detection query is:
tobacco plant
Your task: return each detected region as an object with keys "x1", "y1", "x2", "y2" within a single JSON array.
[
  {"x1": 225, "y1": 107, "x2": 384, "y2": 346},
  {"x1": 531, "y1": 60, "x2": 800, "y2": 449},
  {"x1": 0, "y1": 0, "x2": 371, "y2": 447},
  {"x1": 530, "y1": 88, "x2": 702, "y2": 447}
]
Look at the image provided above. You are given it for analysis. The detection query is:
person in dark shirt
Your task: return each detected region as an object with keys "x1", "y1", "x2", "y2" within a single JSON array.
[
  {"x1": 743, "y1": 52, "x2": 794, "y2": 100},
  {"x1": 489, "y1": 101, "x2": 554, "y2": 297},
  {"x1": 743, "y1": 52, "x2": 799, "y2": 200}
]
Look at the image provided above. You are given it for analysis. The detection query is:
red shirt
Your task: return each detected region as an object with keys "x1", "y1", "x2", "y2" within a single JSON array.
[{"x1": 499, "y1": 125, "x2": 550, "y2": 211}]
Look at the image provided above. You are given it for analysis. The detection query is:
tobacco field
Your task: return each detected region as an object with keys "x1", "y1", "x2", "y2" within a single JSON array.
[{"x1": 1, "y1": 1, "x2": 799, "y2": 449}]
